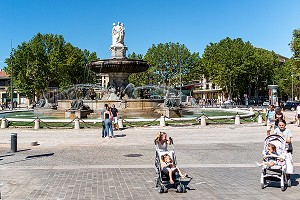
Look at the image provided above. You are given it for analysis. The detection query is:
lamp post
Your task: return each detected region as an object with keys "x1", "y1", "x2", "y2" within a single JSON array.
[
  {"x1": 179, "y1": 58, "x2": 182, "y2": 105},
  {"x1": 10, "y1": 49, "x2": 13, "y2": 111},
  {"x1": 291, "y1": 74, "x2": 294, "y2": 101}
]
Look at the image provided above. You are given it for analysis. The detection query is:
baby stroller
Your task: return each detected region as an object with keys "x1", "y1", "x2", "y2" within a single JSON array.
[
  {"x1": 154, "y1": 137, "x2": 192, "y2": 193},
  {"x1": 260, "y1": 135, "x2": 293, "y2": 191}
]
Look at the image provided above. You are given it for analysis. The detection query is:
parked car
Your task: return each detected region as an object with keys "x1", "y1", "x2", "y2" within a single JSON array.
[
  {"x1": 283, "y1": 102, "x2": 299, "y2": 111},
  {"x1": 263, "y1": 100, "x2": 270, "y2": 106}
]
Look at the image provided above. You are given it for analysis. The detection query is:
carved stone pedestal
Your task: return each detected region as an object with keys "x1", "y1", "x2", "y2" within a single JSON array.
[{"x1": 110, "y1": 45, "x2": 128, "y2": 59}]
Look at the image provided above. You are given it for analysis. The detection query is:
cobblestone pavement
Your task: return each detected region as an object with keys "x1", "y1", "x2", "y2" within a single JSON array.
[{"x1": 0, "y1": 111, "x2": 299, "y2": 199}]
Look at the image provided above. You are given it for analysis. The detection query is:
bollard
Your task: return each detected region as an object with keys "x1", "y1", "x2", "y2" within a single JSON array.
[
  {"x1": 34, "y1": 118, "x2": 40, "y2": 129},
  {"x1": 160, "y1": 115, "x2": 166, "y2": 127},
  {"x1": 201, "y1": 115, "x2": 206, "y2": 126},
  {"x1": 118, "y1": 118, "x2": 124, "y2": 129},
  {"x1": 249, "y1": 107, "x2": 254, "y2": 112},
  {"x1": 10, "y1": 133, "x2": 17, "y2": 152},
  {"x1": 74, "y1": 118, "x2": 80, "y2": 129},
  {"x1": 258, "y1": 114, "x2": 263, "y2": 124},
  {"x1": 1, "y1": 118, "x2": 7, "y2": 129},
  {"x1": 235, "y1": 114, "x2": 240, "y2": 125}
]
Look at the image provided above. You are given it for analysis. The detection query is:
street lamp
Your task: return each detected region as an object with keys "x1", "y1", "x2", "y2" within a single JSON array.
[
  {"x1": 10, "y1": 49, "x2": 14, "y2": 111},
  {"x1": 179, "y1": 58, "x2": 182, "y2": 105},
  {"x1": 291, "y1": 74, "x2": 294, "y2": 101}
]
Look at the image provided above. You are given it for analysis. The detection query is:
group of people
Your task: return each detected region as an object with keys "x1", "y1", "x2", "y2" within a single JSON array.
[
  {"x1": 101, "y1": 104, "x2": 119, "y2": 138},
  {"x1": 256, "y1": 104, "x2": 294, "y2": 167},
  {"x1": 155, "y1": 132, "x2": 187, "y2": 184}
]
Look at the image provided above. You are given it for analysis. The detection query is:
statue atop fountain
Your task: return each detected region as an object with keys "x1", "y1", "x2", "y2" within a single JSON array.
[{"x1": 110, "y1": 22, "x2": 128, "y2": 59}]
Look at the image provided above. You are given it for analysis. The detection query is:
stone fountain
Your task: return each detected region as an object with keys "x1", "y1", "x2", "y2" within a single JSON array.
[
  {"x1": 57, "y1": 22, "x2": 181, "y2": 118},
  {"x1": 88, "y1": 22, "x2": 150, "y2": 100}
]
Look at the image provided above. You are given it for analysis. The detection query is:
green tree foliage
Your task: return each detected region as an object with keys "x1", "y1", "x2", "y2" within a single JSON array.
[
  {"x1": 202, "y1": 38, "x2": 254, "y2": 98},
  {"x1": 249, "y1": 48, "x2": 279, "y2": 100},
  {"x1": 201, "y1": 37, "x2": 278, "y2": 99},
  {"x1": 144, "y1": 42, "x2": 200, "y2": 87},
  {"x1": 4, "y1": 33, "x2": 97, "y2": 100},
  {"x1": 289, "y1": 28, "x2": 300, "y2": 100},
  {"x1": 274, "y1": 59, "x2": 293, "y2": 99},
  {"x1": 127, "y1": 52, "x2": 149, "y2": 86},
  {"x1": 290, "y1": 29, "x2": 300, "y2": 59}
]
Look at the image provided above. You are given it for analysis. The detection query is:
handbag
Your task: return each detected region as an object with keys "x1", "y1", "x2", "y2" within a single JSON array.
[
  {"x1": 287, "y1": 143, "x2": 293, "y2": 153},
  {"x1": 109, "y1": 113, "x2": 114, "y2": 121}
]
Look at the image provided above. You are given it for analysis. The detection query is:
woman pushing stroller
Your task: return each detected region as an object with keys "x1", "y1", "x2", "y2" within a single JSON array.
[
  {"x1": 155, "y1": 131, "x2": 173, "y2": 151},
  {"x1": 154, "y1": 131, "x2": 192, "y2": 193},
  {"x1": 274, "y1": 119, "x2": 293, "y2": 153}
]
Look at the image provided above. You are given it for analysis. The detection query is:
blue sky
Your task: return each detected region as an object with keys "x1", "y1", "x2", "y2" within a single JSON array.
[{"x1": 0, "y1": 0, "x2": 299, "y2": 69}]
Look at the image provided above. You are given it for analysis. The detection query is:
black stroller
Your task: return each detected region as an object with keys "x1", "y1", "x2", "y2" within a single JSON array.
[{"x1": 154, "y1": 137, "x2": 192, "y2": 193}]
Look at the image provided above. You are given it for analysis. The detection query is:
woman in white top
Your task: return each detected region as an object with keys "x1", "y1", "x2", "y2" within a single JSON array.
[
  {"x1": 296, "y1": 103, "x2": 300, "y2": 127},
  {"x1": 155, "y1": 132, "x2": 172, "y2": 151},
  {"x1": 274, "y1": 119, "x2": 293, "y2": 153}
]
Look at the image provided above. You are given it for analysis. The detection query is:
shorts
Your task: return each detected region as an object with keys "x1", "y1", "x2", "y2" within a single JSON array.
[
  {"x1": 162, "y1": 167, "x2": 177, "y2": 174},
  {"x1": 266, "y1": 123, "x2": 275, "y2": 131},
  {"x1": 298, "y1": 114, "x2": 300, "y2": 119},
  {"x1": 113, "y1": 117, "x2": 118, "y2": 124}
]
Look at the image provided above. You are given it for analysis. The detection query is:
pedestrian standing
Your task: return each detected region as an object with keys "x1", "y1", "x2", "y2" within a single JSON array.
[
  {"x1": 296, "y1": 103, "x2": 300, "y2": 127},
  {"x1": 111, "y1": 104, "x2": 119, "y2": 131},
  {"x1": 101, "y1": 104, "x2": 108, "y2": 138},
  {"x1": 265, "y1": 105, "x2": 275, "y2": 136},
  {"x1": 104, "y1": 106, "x2": 114, "y2": 138}
]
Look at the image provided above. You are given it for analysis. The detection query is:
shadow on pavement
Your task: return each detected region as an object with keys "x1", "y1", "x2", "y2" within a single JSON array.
[
  {"x1": 291, "y1": 173, "x2": 300, "y2": 186},
  {"x1": 17, "y1": 148, "x2": 32, "y2": 152},
  {"x1": 0, "y1": 153, "x2": 15, "y2": 158},
  {"x1": 26, "y1": 153, "x2": 54, "y2": 159}
]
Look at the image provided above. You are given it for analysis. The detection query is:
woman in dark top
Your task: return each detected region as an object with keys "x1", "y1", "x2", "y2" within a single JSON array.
[
  {"x1": 103, "y1": 106, "x2": 114, "y2": 138},
  {"x1": 274, "y1": 108, "x2": 285, "y2": 128}
]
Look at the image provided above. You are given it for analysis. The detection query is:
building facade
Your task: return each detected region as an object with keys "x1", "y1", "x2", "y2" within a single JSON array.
[{"x1": 0, "y1": 69, "x2": 29, "y2": 108}]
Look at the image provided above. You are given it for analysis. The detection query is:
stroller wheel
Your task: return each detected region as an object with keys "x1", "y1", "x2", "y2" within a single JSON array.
[
  {"x1": 181, "y1": 184, "x2": 187, "y2": 193},
  {"x1": 281, "y1": 185, "x2": 287, "y2": 192},
  {"x1": 155, "y1": 178, "x2": 159, "y2": 188},
  {"x1": 162, "y1": 185, "x2": 168, "y2": 193},
  {"x1": 287, "y1": 179, "x2": 292, "y2": 187},
  {"x1": 158, "y1": 184, "x2": 164, "y2": 193},
  {"x1": 260, "y1": 174, "x2": 266, "y2": 189},
  {"x1": 176, "y1": 184, "x2": 183, "y2": 193}
]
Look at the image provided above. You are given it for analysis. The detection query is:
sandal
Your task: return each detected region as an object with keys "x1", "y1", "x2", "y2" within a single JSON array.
[{"x1": 181, "y1": 174, "x2": 187, "y2": 178}]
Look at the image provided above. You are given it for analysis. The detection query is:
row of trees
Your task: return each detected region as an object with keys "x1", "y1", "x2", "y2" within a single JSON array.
[
  {"x1": 5, "y1": 33, "x2": 97, "y2": 102},
  {"x1": 4, "y1": 29, "x2": 300, "y2": 102},
  {"x1": 128, "y1": 31, "x2": 300, "y2": 101}
]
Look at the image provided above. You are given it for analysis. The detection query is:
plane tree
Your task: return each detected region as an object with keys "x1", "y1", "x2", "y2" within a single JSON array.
[
  {"x1": 144, "y1": 42, "x2": 200, "y2": 87},
  {"x1": 4, "y1": 33, "x2": 97, "y2": 104}
]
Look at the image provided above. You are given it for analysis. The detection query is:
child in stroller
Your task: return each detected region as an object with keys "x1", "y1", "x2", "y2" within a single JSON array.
[
  {"x1": 257, "y1": 134, "x2": 293, "y2": 191},
  {"x1": 154, "y1": 133, "x2": 192, "y2": 193},
  {"x1": 256, "y1": 143, "x2": 279, "y2": 168},
  {"x1": 161, "y1": 153, "x2": 186, "y2": 184}
]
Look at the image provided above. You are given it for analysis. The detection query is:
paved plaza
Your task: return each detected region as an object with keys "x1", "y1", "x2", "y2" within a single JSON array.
[{"x1": 0, "y1": 111, "x2": 300, "y2": 200}]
